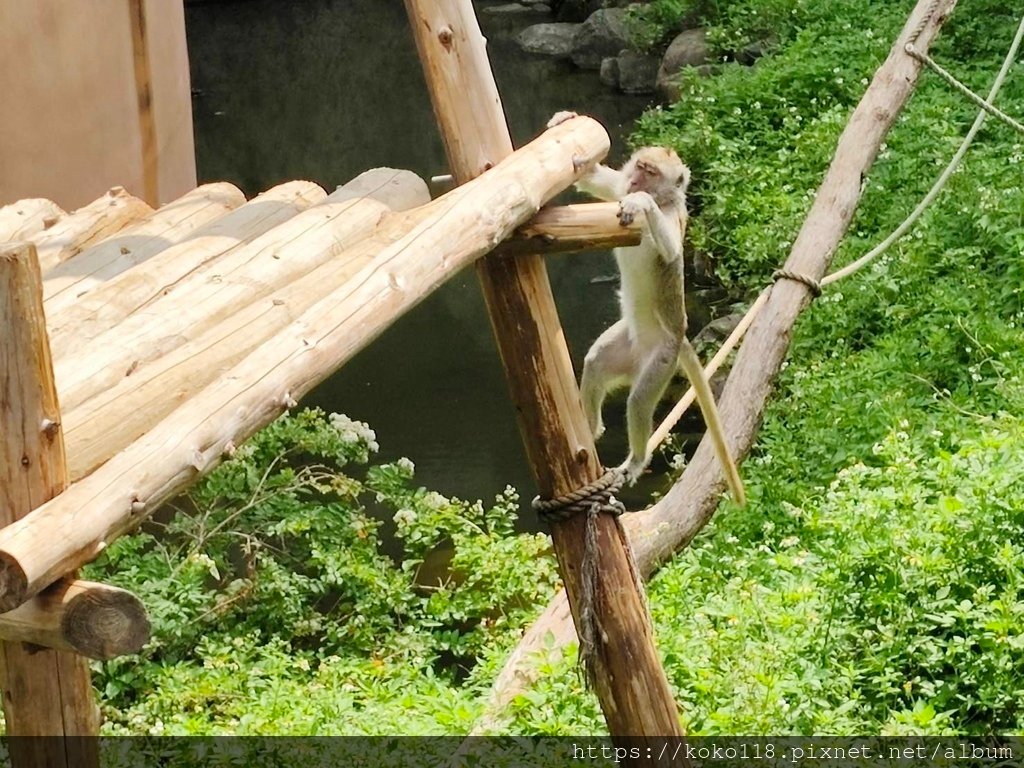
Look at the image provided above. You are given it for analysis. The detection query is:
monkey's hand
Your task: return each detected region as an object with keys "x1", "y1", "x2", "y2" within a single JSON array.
[
  {"x1": 547, "y1": 110, "x2": 579, "y2": 129},
  {"x1": 618, "y1": 192, "x2": 655, "y2": 227}
]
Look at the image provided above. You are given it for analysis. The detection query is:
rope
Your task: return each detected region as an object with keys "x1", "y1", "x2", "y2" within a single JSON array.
[
  {"x1": 532, "y1": 468, "x2": 625, "y2": 522},
  {"x1": 905, "y1": 45, "x2": 1024, "y2": 135},
  {"x1": 533, "y1": 468, "x2": 646, "y2": 685}
]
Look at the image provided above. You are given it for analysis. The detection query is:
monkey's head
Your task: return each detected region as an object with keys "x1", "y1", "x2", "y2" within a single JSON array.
[{"x1": 624, "y1": 147, "x2": 691, "y2": 201}]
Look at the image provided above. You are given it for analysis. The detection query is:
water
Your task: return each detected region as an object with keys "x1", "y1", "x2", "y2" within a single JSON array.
[{"x1": 185, "y1": 0, "x2": 668, "y2": 513}]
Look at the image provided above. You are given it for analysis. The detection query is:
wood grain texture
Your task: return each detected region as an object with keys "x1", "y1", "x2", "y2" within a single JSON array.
[
  {"x1": 33, "y1": 187, "x2": 153, "y2": 275},
  {"x1": 0, "y1": 242, "x2": 100, "y2": 756},
  {"x1": 0, "y1": 199, "x2": 65, "y2": 242},
  {"x1": 45, "y1": 180, "x2": 326, "y2": 360}
]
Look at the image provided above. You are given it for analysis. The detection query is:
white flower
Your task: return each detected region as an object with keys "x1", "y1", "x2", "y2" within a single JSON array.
[
  {"x1": 394, "y1": 508, "x2": 416, "y2": 526},
  {"x1": 396, "y1": 457, "x2": 415, "y2": 474}
]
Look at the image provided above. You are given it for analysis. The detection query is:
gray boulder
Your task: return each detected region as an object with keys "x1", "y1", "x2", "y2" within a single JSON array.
[
  {"x1": 616, "y1": 49, "x2": 660, "y2": 94},
  {"x1": 656, "y1": 28, "x2": 711, "y2": 101},
  {"x1": 570, "y1": 8, "x2": 631, "y2": 70},
  {"x1": 517, "y1": 22, "x2": 580, "y2": 58}
]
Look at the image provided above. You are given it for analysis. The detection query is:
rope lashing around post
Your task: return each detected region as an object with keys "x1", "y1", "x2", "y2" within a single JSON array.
[
  {"x1": 772, "y1": 268, "x2": 822, "y2": 297},
  {"x1": 532, "y1": 468, "x2": 649, "y2": 685}
]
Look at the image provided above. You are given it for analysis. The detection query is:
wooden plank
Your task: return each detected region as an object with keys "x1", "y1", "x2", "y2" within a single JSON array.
[
  {"x1": 0, "y1": 242, "x2": 99, "y2": 764},
  {"x1": 498, "y1": 202, "x2": 641, "y2": 256},
  {"x1": 42, "y1": 182, "x2": 246, "y2": 309},
  {"x1": 53, "y1": 194, "x2": 393, "y2": 415},
  {"x1": 0, "y1": 199, "x2": 65, "y2": 242},
  {"x1": 33, "y1": 187, "x2": 153, "y2": 274},
  {"x1": 404, "y1": 0, "x2": 683, "y2": 750},
  {"x1": 0, "y1": 118, "x2": 608, "y2": 615},
  {"x1": 45, "y1": 180, "x2": 326, "y2": 360},
  {"x1": 62, "y1": 204, "x2": 434, "y2": 481}
]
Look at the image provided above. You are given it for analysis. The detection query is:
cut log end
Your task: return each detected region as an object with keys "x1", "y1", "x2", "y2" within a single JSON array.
[
  {"x1": 62, "y1": 588, "x2": 150, "y2": 659},
  {"x1": 0, "y1": 556, "x2": 29, "y2": 614}
]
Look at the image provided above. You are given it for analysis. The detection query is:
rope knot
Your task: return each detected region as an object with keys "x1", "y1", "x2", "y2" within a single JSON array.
[
  {"x1": 532, "y1": 468, "x2": 626, "y2": 523},
  {"x1": 772, "y1": 268, "x2": 823, "y2": 297}
]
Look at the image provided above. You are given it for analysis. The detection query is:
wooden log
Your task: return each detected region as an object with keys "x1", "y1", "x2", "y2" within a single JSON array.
[
  {"x1": 42, "y1": 182, "x2": 246, "y2": 308},
  {"x1": 0, "y1": 242, "x2": 100, "y2": 760},
  {"x1": 0, "y1": 199, "x2": 65, "y2": 242},
  {"x1": 33, "y1": 187, "x2": 153, "y2": 274},
  {"x1": 327, "y1": 167, "x2": 431, "y2": 210},
  {"x1": 53, "y1": 195, "x2": 392, "y2": 414},
  {"x1": 405, "y1": 0, "x2": 682, "y2": 750},
  {"x1": 466, "y1": 0, "x2": 959, "y2": 733},
  {"x1": 0, "y1": 117, "x2": 608, "y2": 614},
  {"x1": 62, "y1": 204, "x2": 435, "y2": 481},
  {"x1": 498, "y1": 202, "x2": 641, "y2": 256},
  {"x1": 45, "y1": 181, "x2": 326, "y2": 361},
  {"x1": 0, "y1": 579, "x2": 149, "y2": 661}
]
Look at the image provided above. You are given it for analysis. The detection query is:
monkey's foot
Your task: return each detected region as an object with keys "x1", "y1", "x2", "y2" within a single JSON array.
[
  {"x1": 617, "y1": 455, "x2": 648, "y2": 486},
  {"x1": 592, "y1": 421, "x2": 605, "y2": 441}
]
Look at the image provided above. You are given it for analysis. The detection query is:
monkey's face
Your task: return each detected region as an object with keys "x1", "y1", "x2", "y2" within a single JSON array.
[{"x1": 625, "y1": 147, "x2": 688, "y2": 196}]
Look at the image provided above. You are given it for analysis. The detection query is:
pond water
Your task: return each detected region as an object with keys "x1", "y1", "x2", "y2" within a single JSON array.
[{"x1": 185, "y1": 0, "x2": 679, "y2": 513}]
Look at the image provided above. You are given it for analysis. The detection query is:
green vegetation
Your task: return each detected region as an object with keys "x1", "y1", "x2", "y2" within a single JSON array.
[{"x1": 87, "y1": 0, "x2": 1023, "y2": 736}]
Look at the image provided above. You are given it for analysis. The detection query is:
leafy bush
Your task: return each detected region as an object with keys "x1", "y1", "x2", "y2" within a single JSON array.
[{"x1": 85, "y1": 409, "x2": 560, "y2": 734}]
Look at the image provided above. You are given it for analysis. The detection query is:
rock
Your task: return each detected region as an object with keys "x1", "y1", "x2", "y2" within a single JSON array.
[
  {"x1": 329, "y1": 168, "x2": 430, "y2": 212},
  {"x1": 735, "y1": 35, "x2": 777, "y2": 65},
  {"x1": 615, "y1": 49, "x2": 660, "y2": 94},
  {"x1": 656, "y1": 28, "x2": 711, "y2": 101},
  {"x1": 552, "y1": 0, "x2": 603, "y2": 22},
  {"x1": 481, "y1": 2, "x2": 540, "y2": 14},
  {"x1": 599, "y1": 56, "x2": 619, "y2": 88},
  {"x1": 517, "y1": 22, "x2": 580, "y2": 58},
  {"x1": 693, "y1": 311, "x2": 745, "y2": 348},
  {"x1": 570, "y1": 8, "x2": 631, "y2": 70}
]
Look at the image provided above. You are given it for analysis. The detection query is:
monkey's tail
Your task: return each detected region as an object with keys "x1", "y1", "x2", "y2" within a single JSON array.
[{"x1": 677, "y1": 346, "x2": 747, "y2": 506}]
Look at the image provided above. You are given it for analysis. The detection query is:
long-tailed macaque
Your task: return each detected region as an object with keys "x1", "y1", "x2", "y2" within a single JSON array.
[{"x1": 549, "y1": 112, "x2": 745, "y2": 503}]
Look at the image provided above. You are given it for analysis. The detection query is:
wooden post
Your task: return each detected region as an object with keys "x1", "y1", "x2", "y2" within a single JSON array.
[
  {"x1": 0, "y1": 242, "x2": 99, "y2": 766},
  {"x1": 403, "y1": 0, "x2": 683, "y2": 748}
]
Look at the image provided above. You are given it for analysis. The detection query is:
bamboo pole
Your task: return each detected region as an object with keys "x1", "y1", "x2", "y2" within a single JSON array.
[
  {"x1": 0, "y1": 579, "x2": 149, "y2": 660},
  {"x1": 42, "y1": 182, "x2": 246, "y2": 308},
  {"x1": 45, "y1": 181, "x2": 326, "y2": 360},
  {"x1": 468, "y1": 0, "x2": 959, "y2": 731},
  {"x1": 405, "y1": 0, "x2": 682, "y2": 749},
  {"x1": 34, "y1": 187, "x2": 153, "y2": 274},
  {"x1": 0, "y1": 199, "x2": 65, "y2": 242},
  {"x1": 0, "y1": 242, "x2": 99, "y2": 765},
  {"x1": 0, "y1": 118, "x2": 607, "y2": 614}
]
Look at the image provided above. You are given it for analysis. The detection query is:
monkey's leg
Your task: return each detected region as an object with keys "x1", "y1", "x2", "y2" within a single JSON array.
[
  {"x1": 621, "y1": 340, "x2": 678, "y2": 484},
  {"x1": 580, "y1": 319, "x2": 634, "y2": 441},
  {"x1": 677, "y1": 338, "x2": 746, "y2": 505}
]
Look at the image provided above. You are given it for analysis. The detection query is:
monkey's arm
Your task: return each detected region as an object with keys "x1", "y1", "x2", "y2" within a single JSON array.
[
  {"x1": 575, "y1": 164, "x2": 629, "y2": 202},
  {"x1": 619, "y1": 193, "x2": 684, "y2": 261}
]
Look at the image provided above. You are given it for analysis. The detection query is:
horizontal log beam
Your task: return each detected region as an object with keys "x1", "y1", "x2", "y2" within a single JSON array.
[
  {"x1": 0, "y1": 579, "x2": 149, "y2": 660},
  {"x1": 33, "y1": 187, "x2": 153, "y2": 274},
  {"x1": 0, "y1": 198, "x2": 65, "y2": 242},
  {"x1": 497, "y1": 202, "x2": 641, "y2": 256},
  {"x1": 0, "y1": 116, "x2": 609, "y2": 611}
]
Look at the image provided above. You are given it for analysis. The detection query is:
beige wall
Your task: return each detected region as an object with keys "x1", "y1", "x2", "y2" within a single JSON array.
[{"x1": 0, "y1": 0, "x2": 197, "y2": 210}]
